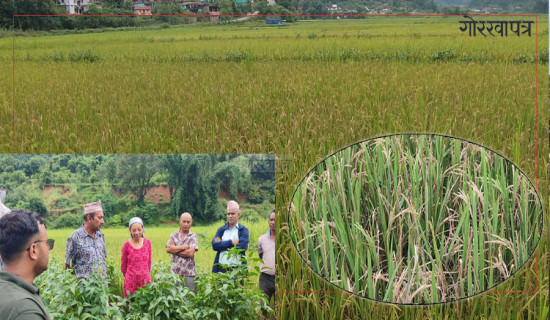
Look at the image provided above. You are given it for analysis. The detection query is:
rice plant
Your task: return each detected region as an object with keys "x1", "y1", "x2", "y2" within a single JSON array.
[{"x1": 290, "y1": 134, "x2": 542, "y2": 304}]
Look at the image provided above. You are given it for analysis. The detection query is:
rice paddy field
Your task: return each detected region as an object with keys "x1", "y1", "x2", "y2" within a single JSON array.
[
  {"x1": 290, "y1": 134, "x2": 542, "y2": 304},
  {"x1": 45, "y1": 221, "x2": 270, "y2": 286},
  {"x1": 0, "y1": 16, "x2": 547, "y2": 319}
]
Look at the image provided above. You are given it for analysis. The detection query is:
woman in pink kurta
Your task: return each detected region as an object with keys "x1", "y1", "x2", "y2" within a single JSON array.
[{"x1": 121, "y1": 217, "x2": 152, "y2": 298}]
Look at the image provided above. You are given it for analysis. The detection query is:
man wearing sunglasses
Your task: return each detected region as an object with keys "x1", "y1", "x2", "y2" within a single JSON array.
[
  {"x1": 0, "y1": 209, "x2": 53, "y2": 320},
  {"x1": 212, "y1": 200, "x2": 250, "y2": 274}
]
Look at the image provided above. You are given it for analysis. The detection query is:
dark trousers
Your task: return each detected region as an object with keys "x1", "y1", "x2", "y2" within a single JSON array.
[{"x1": 259, "y1": 272, "x2": 275, "y2": 303}]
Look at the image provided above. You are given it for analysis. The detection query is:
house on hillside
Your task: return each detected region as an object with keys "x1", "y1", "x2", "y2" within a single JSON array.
[
  {"x1": 134, "y1": 3, "x2": 153, "y2": 15},
  {"x1": 328, "y1": 4, "x2": 339, "y2": 12},
  {"x1": 180, "y1": 2, "x2": 220, "y2": 22},
  {"x1": 59, "y1": 0, "x2": 98, "y2": 14}
]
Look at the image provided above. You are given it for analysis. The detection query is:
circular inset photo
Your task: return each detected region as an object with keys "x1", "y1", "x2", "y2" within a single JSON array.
[{"x1": 289, "y1": 134, "x2": 542, "y2": 304}]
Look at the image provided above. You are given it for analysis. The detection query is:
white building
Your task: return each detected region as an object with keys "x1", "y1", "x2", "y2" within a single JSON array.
[
  {"x1": 0, "y1": 201, "x2": 9, "y2": 218},
  {"x1": 59, "y1": 0, "x2": 94, "y2": 14}
]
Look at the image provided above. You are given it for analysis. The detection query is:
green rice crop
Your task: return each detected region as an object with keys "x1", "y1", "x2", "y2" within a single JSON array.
[
  {"x1": 290, "y1": 134, "x2": 542, "y2": 304},
  {"x1": 0, "y1": 18, "x2": 546, "y2": 153},
  {"x1": 0, "y1": 16, "x2": 546, "y2": 318}
]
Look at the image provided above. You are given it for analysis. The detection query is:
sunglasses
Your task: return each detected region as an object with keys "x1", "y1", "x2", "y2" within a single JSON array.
[{"x1": 26, "y1": 239, "x2": 55, "y2": 251}]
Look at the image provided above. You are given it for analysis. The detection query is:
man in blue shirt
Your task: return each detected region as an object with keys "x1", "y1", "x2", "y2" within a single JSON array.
[{"x1": 211, "y1": 200, "x2": 249, "y2": 273}]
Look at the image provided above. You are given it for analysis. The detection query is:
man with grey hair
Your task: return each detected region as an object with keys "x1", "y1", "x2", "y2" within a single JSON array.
[
  {"x1": 166, "y1": 212, "x2": 198, "y2": 291},
  {"x1": 212, "y1": 200, "x2": 249, "y2": 274},
  {"x1": 65, "y1": 201, "x2": 107, "y2": 280}
]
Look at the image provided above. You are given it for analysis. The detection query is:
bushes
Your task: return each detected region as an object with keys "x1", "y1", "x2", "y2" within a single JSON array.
[
  {"x1": 194, "y1": 263, "x2": 270, "y2": 319},
  {"x1": 23, "y1": 196, "x2": 49, "y2": 217},
  {"x1": 111, "y1": 214, "x2": 122, "y2": 226},
  {"x1": 100, "y1": 193, "x2": 130, "y2": 218},
  {"x1": 104, "y1": 214, "x2": 122, "y2": 228},
  {"x1": 247, "y1": 180, "x2": 275, "y2": 204},
  {"x1": 35, "y1": 250, "x2": 272, "y2": 320},
  {"x1": 53, "y1": 213, "x2": 82, "y2": 229},
  {"x1": 125, "y1": 264, "x2": 194, "y2": 319},
  {"x1": 36, "y1": 261, "x2": 124, "y2": 319},
  {"x1": 53, "y1": 196, "x2": 73, "y2": 209},
  {"x1": 241, "y1": 209, "x2": 260, "y2": 223},
  {"x1": 124, "y1": 202, "x2": 160, "y2": 225}
]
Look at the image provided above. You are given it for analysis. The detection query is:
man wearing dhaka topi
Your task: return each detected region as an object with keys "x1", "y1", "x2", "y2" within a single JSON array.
[{"x1": 65, "y1": 201, "x2": 107, "y2": 280}]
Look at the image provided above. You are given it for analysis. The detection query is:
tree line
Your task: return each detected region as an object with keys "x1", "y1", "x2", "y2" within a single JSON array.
[
  {"x1": 1, "y1": 0, "x2": 256, "y2": 31},
  {"x1": 0, "y1": 154, "x2": 275, "y2": 225},
  {"x1": 2, "y1": 0, "x2": 546, "y2": 31}
]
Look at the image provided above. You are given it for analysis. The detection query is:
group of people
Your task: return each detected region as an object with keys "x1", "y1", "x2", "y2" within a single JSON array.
[{"x1": 0, "y1": 199, "x2": 275, "y2": 320}]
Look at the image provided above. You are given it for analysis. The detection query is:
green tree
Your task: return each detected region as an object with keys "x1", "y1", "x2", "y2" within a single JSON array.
[
  {"x1": 53, "y1": 213, "x2": 82, "y2": 229},
  {"x1": 254, "y1": 0, "x2": 275, "y2": 15},
  {"x1": 7, "y1": 170, "x2": 26, "y2": 186},
  {"x1": 153, "y1": 2, "x2": 186, "y2": 24},
  {"x1": 24, "y1": 156, "x2": 46, "y2": 177},
  {"x1": 130, "y1": 202, "x2": 160, "y2": 225},
  {"x1": 531, "y1": 0, "x2": 547, "y2": 12},
  {"x1": 0, "y1": 156, "x2": 17, "y2": 173},
  {"x1": 2, "y1": 0, "x2": 59, "y2": 30},
  {"x1": 103, "y1": 0, "x2": 125, "y2": 8},
  {"x1": 117, "y1": 155, "x2": 161, "y2": 206},
  {"x1": 98, "y1": 156, "x2": 118, "y2": 183},
  {"x1": 213, "y1": 161, "x2": 250, "y2": 200},
  {"x1": 24, "y1": 196, "x2": 49, "y2": 217},
  {"x1": 164, "y1": 155, "x2": 222, "y2": 223},
  {"x1": 40, "y1": 171, "x2": 52, "y2": 186}
]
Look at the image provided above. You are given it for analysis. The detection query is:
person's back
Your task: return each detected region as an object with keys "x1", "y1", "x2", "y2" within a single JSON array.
[
  {"x1": 0, "y1": 210, "x2": 53, "y2": 320},
  {"x1": 0, "y1": 270, "x2": 50, "y2": 320}
]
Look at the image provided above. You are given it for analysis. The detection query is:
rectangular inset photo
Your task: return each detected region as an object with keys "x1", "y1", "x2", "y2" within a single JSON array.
[{"x1": 0, "y1": 154, "x2": 275, "y2": 319}]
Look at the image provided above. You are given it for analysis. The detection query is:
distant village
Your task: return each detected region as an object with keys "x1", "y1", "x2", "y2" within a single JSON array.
[
  {"x1": 59, "y1": 0, "x2": 223, "y2": 21},
  {"x1": 57, "y1": 0, "x2": 503, "y2": 19}
]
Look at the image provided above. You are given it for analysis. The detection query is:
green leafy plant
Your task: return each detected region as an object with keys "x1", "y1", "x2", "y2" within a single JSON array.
[
  {"x1": 36, "y1": 260, "x2": 124, "y2": 320},
  {"x1": 195, "y1": 247, "x2": 273, "y2": 320},
  {"x1": 36, "y1": 253, "x2": 272, "y2": 319},
  {"x1": 124, "y1": 262, "x2": 194, "y2": 319}
]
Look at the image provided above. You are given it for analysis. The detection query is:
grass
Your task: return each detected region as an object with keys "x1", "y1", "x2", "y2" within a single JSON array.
[{"x1": 290, "y1": 134, "x2": 542, "y2": 304}]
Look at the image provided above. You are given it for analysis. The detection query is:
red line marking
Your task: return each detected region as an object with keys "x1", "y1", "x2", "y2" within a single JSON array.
[{"x1": 11, "y1": 17, "x2": 542, "y2": 296}]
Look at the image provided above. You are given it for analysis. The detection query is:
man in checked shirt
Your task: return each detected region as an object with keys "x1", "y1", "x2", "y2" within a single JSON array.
[{"x1": 65, "y1": 201, "x2": 107, "y2": 280}]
